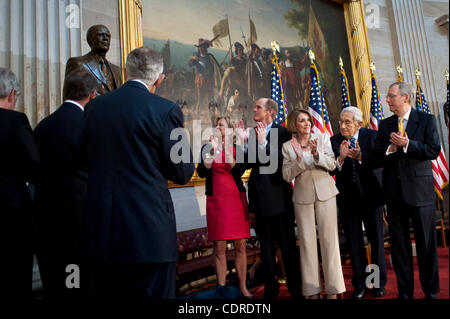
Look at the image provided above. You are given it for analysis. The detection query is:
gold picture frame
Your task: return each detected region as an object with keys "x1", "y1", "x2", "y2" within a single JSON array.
[{"x1": 118, "y1": 0, "x2": 373, "y2": 188}]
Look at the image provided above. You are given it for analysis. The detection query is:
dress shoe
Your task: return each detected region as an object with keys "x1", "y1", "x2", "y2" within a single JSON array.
[
  {"x1": 352, "y1": 288, "x2": 366, "y2": 300},
  {"x1": 425, "y1": 293, "x2": 437, "y2": 300},
  {"x1": 372, "y1": 288, "x2": 386, "y2": 298},
  {"x1": 397, "y1": 294, "x2": 411, "y2": 300}
]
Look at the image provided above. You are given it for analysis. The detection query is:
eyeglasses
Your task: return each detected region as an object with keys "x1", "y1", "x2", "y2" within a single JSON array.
[
  {"x1": 338, "y1": 120, "x2": 354, "y2": 126},
  {"x1": 387, "y1": 94, "x2": 399, "y2": 99}
]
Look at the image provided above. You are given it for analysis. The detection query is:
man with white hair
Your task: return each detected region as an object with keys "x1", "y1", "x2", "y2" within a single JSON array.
[
  {"x1": 330, "y1": 106, "x2": 386, "y2": 299},
  {"x1": 82, "y1": 47, "x2": 195, "y2": 298},
  {"x1": 0, "y1": 67, "x2": 40, "y2": 298},
  {"x1": 370, "y1": 82, "x2": 441, "y2": 299}
]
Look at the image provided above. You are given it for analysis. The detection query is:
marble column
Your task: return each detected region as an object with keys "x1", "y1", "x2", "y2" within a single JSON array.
[{"x1": 0, "y1": 0, "x2": 82, "y2": 127}]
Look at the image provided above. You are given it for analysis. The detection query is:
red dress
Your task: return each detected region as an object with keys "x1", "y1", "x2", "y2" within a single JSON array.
[{"x1": 206, "y1": 147, "x2": 250, "y2": 242}]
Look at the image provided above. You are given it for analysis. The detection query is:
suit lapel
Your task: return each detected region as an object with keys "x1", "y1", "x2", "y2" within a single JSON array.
[
  {"x1": 357, "y1": 128, "x2": 367, "y2": 149},
  {"x1": 405, "y1": 108, "x2": 419, "y2": 140},
  {"x1": 85, "y1": 60, "x2": 110, "y2": 90}
]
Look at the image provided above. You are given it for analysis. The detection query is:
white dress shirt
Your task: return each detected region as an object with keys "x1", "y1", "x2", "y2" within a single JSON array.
[{"x1": 64, "y1": 100, "x2": 84, "y2": 112}]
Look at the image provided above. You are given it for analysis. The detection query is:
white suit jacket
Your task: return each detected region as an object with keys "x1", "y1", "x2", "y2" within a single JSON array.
[{"x1": 282, "y1": 132, "x2": 339, "y2": 204}]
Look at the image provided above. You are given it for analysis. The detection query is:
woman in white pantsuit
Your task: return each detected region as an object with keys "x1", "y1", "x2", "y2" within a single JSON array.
[{"x1": 281, "y1": 109, "x2": 346, "y2": 299}]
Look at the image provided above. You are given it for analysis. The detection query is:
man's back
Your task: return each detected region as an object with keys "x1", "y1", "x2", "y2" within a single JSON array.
[
  {"x1": 0, "y1": 108, "x2": 39, "y2": 212},
  {"x1": 34, "y1": 103, "x2": 87, "y2": 247},
  {"x1": 83, "y1": 81, "x2": 194, "y2": 263}
]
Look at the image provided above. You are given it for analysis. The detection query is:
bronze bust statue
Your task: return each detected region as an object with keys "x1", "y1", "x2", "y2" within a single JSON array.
[{"x1": 65, "y1": 25, "x2": 122, "y2": 95}]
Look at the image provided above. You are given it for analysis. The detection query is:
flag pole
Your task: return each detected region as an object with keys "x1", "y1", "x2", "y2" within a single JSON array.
[
  {"x1": 226, "y1": 14, "x2": 233, "y2": 61},
  {"x1": 339, "y1": 56, "x2": 351, "y2": 106},
  {"x1": 370, "y1": 61, "x2": 383, "y2": 119},
  {"x1": 309, "y1": 49, "x2": 326, "y2": 131},
  {"x1": 415, "y1": 68, "x2": 424, "y2": 112},
  {"x1": 272, "y1": 40, "x2": 288, "y2": 125}
]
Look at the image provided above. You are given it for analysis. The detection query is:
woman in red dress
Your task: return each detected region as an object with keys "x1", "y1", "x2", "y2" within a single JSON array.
[{"x1": 197, "y1": 117, "x2": 252, "y2": 297}]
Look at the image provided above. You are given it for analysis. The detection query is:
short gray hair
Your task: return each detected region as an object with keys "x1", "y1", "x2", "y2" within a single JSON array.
[
  {"x1": 341, "y1": 106, "x2": 363, "y2": 123},
  {"x1": 264, "y1": 98, "x2": 279, "y2": 115},
  {"x1": 126, "y1": 47, "x2": 164, "y2": 86},
  {"x1": 0, "y1": 67, "x2": 22, "y2": 99},
  {"x1": 389, "y1": 81, "x2": 415, "y2": 103}
]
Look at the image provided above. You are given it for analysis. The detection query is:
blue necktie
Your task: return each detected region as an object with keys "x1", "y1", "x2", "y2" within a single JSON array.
[{"x1": 349, "y1": 137, "x2": 356, "y2": 182}]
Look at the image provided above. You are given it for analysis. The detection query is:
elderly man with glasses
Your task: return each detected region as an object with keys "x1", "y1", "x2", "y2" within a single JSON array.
[{"x1": 330, "y1": 106, "x2": 387, "y2": 299}]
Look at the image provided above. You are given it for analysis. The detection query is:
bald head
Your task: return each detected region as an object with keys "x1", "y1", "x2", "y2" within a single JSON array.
[{"x1": 87, "y1": 24, "x2": 111, "y2": 55}]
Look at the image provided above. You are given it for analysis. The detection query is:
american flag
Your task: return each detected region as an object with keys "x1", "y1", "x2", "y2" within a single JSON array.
[
  {"x1": 271, "y1": 55, "x2": 288, "y2": 126},
  {"x1": 340, "y1": 69, "x2": 350, "y2": 109},
  {"x1": 369, "y1": 72, "x2": 384, "y2": 130},
  {"x1": 416, "y1": 79, "x2": 449, "y2": 200},
  {"x1": 308, "y1": 63, "x2": 333, "y2": 137}
]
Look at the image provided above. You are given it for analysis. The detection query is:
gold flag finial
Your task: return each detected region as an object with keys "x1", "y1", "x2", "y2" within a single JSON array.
[
  {"x1": 271, "y1": 40, "x2": 280, "y2": 56},
  {"x1": 396, "y1": 65, "x2": 403, "y2": 76},
  {"x1": 370, "y1": 61, "x2": 376, "y2": 73},
  {"x1": 339, "y1": 57, "x2": 343, "y2": 71},
  {"x1": 396, "y1": 65, "x2": 403, "y2": 82},
  {"x1": 308, "y1": 49, "x2": 315, "y2": 63},
  {"x1": 445, "y1": 69, "x2": 449, "y2": 81},
  {"x1": 415, "y1": 67, "x2": 421, "y2": 80}
]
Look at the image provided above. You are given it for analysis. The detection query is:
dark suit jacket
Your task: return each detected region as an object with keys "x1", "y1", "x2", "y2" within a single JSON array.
[
  {"x1": 197, "y1": 144, "x2": 246, "y2": 196},
  {"x1": 65, "y1": 51, "x2": 122, "y2": 95},
  {"x1": 33, "y1": 102, "x2": 87, "y2": 255},
  {"x1": 331, "y1": 128, "x2": 383, "y2": 212},
  {"x1": 244, "y1": 122, "x2": 292, "y2": 216},
  {"x1": 82, "y1": 81, "x2": 195, "y2": 263},
  {"x1": 0, "y1": 108, "x2": 40, "y2": 218},
  {"x1": 370, "y1": 108, "x2": 441, "y2": 206}
]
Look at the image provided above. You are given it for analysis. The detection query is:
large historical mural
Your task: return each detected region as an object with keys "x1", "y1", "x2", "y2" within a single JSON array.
[{"x1": 142, "y1": 0, "x2": 355, "y2": 135}]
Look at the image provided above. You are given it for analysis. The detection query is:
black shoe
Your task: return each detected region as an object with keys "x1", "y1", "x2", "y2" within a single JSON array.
[
  {"x1": 352, "y1": 288, "x2": 366, "y2": 300},
  {"x1": 372, "y1": 288, "x2": 386, "y2": 298},
  {"x1": 425, "y1": 293, "x2": 437, "y2": 300},
  {"x1": 397, "y1": 294, "x2": 411, "y2": 300}
]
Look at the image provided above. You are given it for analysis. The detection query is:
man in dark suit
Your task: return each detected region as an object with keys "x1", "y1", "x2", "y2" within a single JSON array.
[
  {"x1": 236, "y1": 98, "x2": 302, "y2": 299},
  {"x1": 331, "y1": 106, "x2": 387, "y2": 299},
  {"x1": 83, "y1": 47, "x2": 195, "y2": 298},
  {"x1": 370, "y1": 81, "x2": 441, "y2": 299},
  {"x1": 0, "y1": 67, "x2": 40, "y2": 298},
  {"x1": 65, "y1": 24, "x2": 121, "y2": 95},
  {"x1": 33, "y1": 71, "x2": 98, "y2": 298}
]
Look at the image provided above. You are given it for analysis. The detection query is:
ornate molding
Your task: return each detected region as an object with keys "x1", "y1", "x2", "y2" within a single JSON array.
[
  {"x1": 344, "y1": 0, "x2": 372, "y2": 127},
  {"x1": 118, "y1": 0, "x2": 143, "y2": 82}
]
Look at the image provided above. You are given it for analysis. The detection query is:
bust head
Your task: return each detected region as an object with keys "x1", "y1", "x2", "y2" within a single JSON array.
[{"x1": 87, "y1": 25, "x2": 111, "y2": 56}]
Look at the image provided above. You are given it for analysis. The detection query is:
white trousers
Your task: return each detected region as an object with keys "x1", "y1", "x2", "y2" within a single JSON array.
[{"x1": 294, "y1": 196, "x2": 346, "y2": 296}]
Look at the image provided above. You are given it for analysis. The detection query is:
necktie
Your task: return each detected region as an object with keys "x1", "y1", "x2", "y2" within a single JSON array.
[
  {"x1": 99, "y1": 60, "x2": 107, "y2": 79},
  {"x1": 349, "y1": 137, "x2": 356, "y2": 149},
  {"x1": 398, "y1": 118, "x2": 405, "y2": 136},
  {"x1": 349, "y1": 137, "x2": 357, "y2": 182}
]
